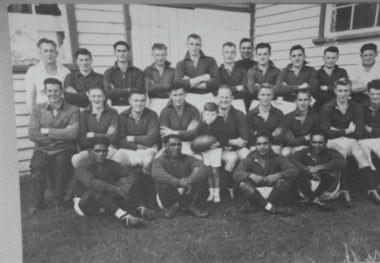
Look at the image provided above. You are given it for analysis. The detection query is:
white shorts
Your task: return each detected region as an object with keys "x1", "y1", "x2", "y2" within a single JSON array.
[
  {"x1": 114, "y1": 148, "x2": 157, "y2": 166},
  {"x1": 147, "y1": 98, "x2": 170, "y2": 116},
  {"x1": 186, "y1": 93, "x2": 216, "y2": 113},
  {"x1": 202, "y1": 147, "x2": 222, "y2": 168},
  {"x1": 359, "y1": 138, "x2": 380, "y2": 151},
  {"x1": 257, "y1": 187, "x2": 273, "y2": 199},
  {"x1": 231, "y1": 99, "x2": 246, "y2": 115},
  {"x1": 327, "y1": 137, "x2": 357, "y2": 154}
]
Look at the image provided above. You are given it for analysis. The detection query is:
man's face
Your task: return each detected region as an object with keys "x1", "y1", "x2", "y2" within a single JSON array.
[
  {"x1": 89, "y1": 143, "x2": 108, "y2": 163},
  {"x1": 258, "y1": 87, "x2": 274, "y2": 106},
  {"x1": 114, "y1": 44, "x2": 129, "y2": 63},
  {"x1": 45, "y1": 84, "x2": 63, "y2": 104},
  {"x1": 166, "y1": 137, "x2": 182, "y2": 157},
  {"x1": 39, "y1": 43, "x2": 58, "y2": 64},
  {"x1": 222, "y1": 45, "x2": 236, "y2": 64},
  {"x1": 296, "y1": 92, "x2": 310, "y2": 111},
  {"x1": 290, "y1": 49, "x2": 305, "y2": 68},
  {"x1": 256, "y1": 47, "x2": 271, "y2": 66},
  {"x1": 152, "y1": 49, "x2": 167, "y2": 67},
  {"x1": 335, "y1": 84, "x2": 351, "y2": 103},
  {"x1": 203, "y1": 110, "x2": 217, "y2": 125},
  {"x1": 323, "y1": 51, "x2": 339, "y2": 69},
  {"x1": 88, "y1": 89, "x2": 105, "y2": 109},
  {"x1": 186, "y1": 37, "x2": 202, "y2": 56},
  {"x1": 310, "y1": 134, "x2": 326, "y2": 155},
  {"x1": 217, "y1": 88, "x2": 233, "y2": 110},
  {"x1": 240, "y1": 41, "x2": 253, "y2": 60},
  {"x1": 369, "y1": 88, "x2": 380, "y2": 106},
  {"x1": 129, "y1": 93, "x2": 146, "y2": 113},
  {"x1": 255, "y1": 136, "x2": 271, "y2": 157},
  {"x1": 361, "y1": 50, "x2": 377, "y2": 67},
  {"x1": 170, "y1": 88, "x2": 186, "y2": 107},
  {"x1": 76, "y1": 54, "x2": 92, "y2": 72}
]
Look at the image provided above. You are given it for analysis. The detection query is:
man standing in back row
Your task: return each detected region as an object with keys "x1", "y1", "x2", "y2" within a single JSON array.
[
  {"x1": 235, "y1": 38, "x2": 257, "y2": 71},
  {"x1": 174, "y1": 34, "x2": 220, "y2": 111}
]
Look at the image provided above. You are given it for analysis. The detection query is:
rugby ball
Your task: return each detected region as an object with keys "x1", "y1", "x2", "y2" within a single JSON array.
[{"x1": 191, "y1": 135, "x2": 217, "y2": 153}]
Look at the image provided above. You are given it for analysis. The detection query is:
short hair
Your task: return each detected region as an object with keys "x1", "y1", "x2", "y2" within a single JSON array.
[
  {"x1": 334, "y1": 78, "x2": 352, "y2": 87},
  {"x1": 222, "y1": 42, "x2": 236, "y2": 49},
  {"x1": 88, "y1": 86, "x2": 105, "y2": 95},
  {"x1": 43, "y1": 78, "x2": 62, "y2": 90},
  {"x1": 75, "y1": 48, "x2": 92, "y2": 59},
  {"x1": 113, "y1": 41, "x2": 130, "y2": 51},
  {"x1": 187, "y1": 34, "x2": 201, "y2": 41},
  {"x1": 217, "y1": 84, "x2": 233, "y2": 96},
  {"x1": 87, "y1": 137, "x2": 110, "y2": 149},
  {"x1": 152, "y1": 43, "x2": 167, "y2": 51},
  {"x1": 324, "y1": 46, "x2": 339, "y2": 55},
  {"x1": 258, "y1": 83, "x2": 275, "y2": 94},
  {"x1": 368, "y1": 79, "x2": 380, "y2": 91},
  {"x1": 255, "y1": 42, "x2": 271, "y2": 52},
  {"x1": 310, "y1": 128, "x2": 329, "y2": 142},
  {"x1": 360, "y1": 43, "x2": 377, "y2": 54},
  {"x1": 239, "y1": 38, "x2": 253, "y2": 47},
  {"x1": 129, "y1": 88, "x2": 146, "y2": 98},
  {"x1": 254, "y1": 133, "x2": 273, "y2": 144},
  {"x1": 168, "y1": 81, "x2": 187, "y2": 93},
  {"x1": 37, "y1": 38, "x2": 57, "y2": 48},
  {"x1": 296, "y1": 89, "x2": 311, "y2": 99},
  {"x1": 203, "y1": 102, "x2": 218, "y2": 112},
  {"x1": 163, "y1": 134, "x2": 181, "y2": 144},
  {"x1": 290, "y1": 44, "x2": 305, "y2": 55}
]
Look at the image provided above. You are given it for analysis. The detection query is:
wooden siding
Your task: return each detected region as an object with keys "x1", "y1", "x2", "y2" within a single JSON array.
[{"x1": 254, "y1": 4, "x2": 380, "y2": 75}]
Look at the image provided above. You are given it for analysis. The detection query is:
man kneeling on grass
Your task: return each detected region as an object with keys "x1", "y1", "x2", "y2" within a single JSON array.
[
  {"x1": 291, "y1": 129, "x2": 347, "y2": 211},
  {"x1": 233, "y1": 133, "x2": 299, "y2": 216},
  {"x1": 152, "y1": 135, "x2": 210, "y2": 219},
  {"x1": 73, "y1": 137, "x2": 155, "y2": 228}
]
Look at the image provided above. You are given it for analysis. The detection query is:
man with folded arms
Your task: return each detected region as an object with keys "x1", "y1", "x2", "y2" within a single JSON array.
[{"x1": 152, "y1": 135, "x2": 209, "y2": 219}]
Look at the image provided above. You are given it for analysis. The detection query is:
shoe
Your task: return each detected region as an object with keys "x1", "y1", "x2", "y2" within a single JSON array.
[
  {"x1": 164, "y1": 203, "x2": 180, "y2": 219},
  {"x1": 340, "y1": 191, "x2": 354, "y2": 208},
  {"x1": 239, "y1": 182, "x2": 255, "y2": 197},
  {"x1": 266, "y1": 206, "x2": 293, "y2": 217},
  {"x1": 213, "y1": 192, "x2": 220, "y2": 203},
  {"x1": 207, "y1": 193, "x2": 214, "y2": 202},
  {"x1": 368, "y1": 190, "x2": 380, "y2": 205},
  {"x1": 311, "y1": 199, "x2": 333, "y2": 212},
  {"x1": 137, "y1": 206, "x2": 155, "y2": 221},
  {"x1": 227, "y1": 189, "x2": 237, "y2": 202},
  {"x1": 120, "y1": 214, "x2": 144, "y2": 228},
  {"x1": 186, "y1": 205, "x2": 209, "y2": 218}
]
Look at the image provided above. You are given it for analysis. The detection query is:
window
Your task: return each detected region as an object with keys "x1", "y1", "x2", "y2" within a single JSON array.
[
  {"x1": 7, "y1": 4, "x2": 77, "y2": 71},
  {"x1": 314, "y1": 4, "x2": 380, "y2": 44}
]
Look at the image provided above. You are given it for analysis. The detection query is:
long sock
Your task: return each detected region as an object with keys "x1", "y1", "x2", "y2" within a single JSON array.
[
  {"x1": 340, "y1": 167, "x2": 349, "y2": 191},
  {"x1": 227, "y1": 188, "x2": 234, "y2": 198},
  {"x1": 249, "y1": 189, "x2": 268, "y2": 209},
  {"x1": 360, "y1": 166, "x2": 376, "y2": 190},
  {"x1": 313, "y1": 174, "x2": 335, "y2": 198},
  {"x1": 115, "y1": 209, "x2": 127, "y2": 219},
  {"x1": 266, "y1": 188, "x2": 284, "y2": 205},
  {"x1": 225, "y1": 171, "x2": 233, "y2": 189}
]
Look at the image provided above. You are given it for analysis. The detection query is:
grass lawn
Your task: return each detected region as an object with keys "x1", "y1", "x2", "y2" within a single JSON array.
[{"x1": 20, "y1": 175, "x2": 380, "y2": 263}]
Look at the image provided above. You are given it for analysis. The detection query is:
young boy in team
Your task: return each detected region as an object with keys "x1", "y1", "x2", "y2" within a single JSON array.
[{"x1": 196, "y1": 102, "x2": 227, "y2": 203}]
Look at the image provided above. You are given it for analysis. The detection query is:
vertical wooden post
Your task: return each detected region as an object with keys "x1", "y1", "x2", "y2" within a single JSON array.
[{"x1": 249, "y1": 4, "x2": 256, "y2": 46}]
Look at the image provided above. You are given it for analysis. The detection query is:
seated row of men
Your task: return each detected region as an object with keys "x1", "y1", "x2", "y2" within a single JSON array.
[
  {"x1": 28, "y1": 75, "x2": 380, "y2": 227},
  {"x1": 25, "y1": 35, "x2": 380, "y2": 119}
]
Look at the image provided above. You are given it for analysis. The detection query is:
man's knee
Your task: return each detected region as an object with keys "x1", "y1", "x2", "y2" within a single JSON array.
[
  {"x1": 274, "y1": 179, "x2": 292, "y2": 193},
  {"x1": 282, "y1": 147, "x2": 293, "y2": 157},
  {"x1": 223, "y1": 152, "x2": 238, "y2": 172},
  {"x1": 30, "y1": 151, "x2": 50, "y2": 173}
]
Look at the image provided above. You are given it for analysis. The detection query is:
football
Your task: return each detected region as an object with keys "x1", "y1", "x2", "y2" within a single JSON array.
[{"x1": 191, "y1": 135, "x2": 217, "y2": 153}]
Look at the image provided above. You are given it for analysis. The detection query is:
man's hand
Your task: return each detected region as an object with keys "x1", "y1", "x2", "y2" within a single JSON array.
[
  {"x1": 65, "y1": 87, "x2": 77, "y2": 93},
  {"x1": 263, "y1": 173, "x2": 281, "y2": 185},
  {"x1": 210, "y1": 142, "x2": 220, "y2": 149},
  {"x1": 285, "y1": 130, "x2": 294, "y2": 140},
  {"x1": 194, "y1": 83, "x2": 207, "y2": 89},
  {"x1": 304, "y1": 165, "x2": 324, "y2": 175},
  {"x1": 86, "y1": 132, "x2": 95, "y2": 138},
  {"x1": 107, "y1": 125, "x2": 116, "y2": 134},
  {"x1": 109, "y1": 83, "x2": 115, "y2": 90},
  {"x1": 298, "y1": 83, "x2": 308, "y2": 89},
  {"x1": 249, "y1": 146, "x2": 256, "y2": 152},
  {"x1": 345, "y1": 122, "x2": 356, "y2": 135},
  {"x1": 40, "y1": 128, "x2": 49, "y2": 135},
  {"x1": 249, "y1": 173, "x2": 264, "y2": 184},
  {"x1": 126, "y1": 136, "x2": 134, "y2": 142},
  {"x1": 229, "y1": 138, "x2": 247, "y2": 148},
  {"x1": 182, "y1": 75, "x2": 190, "y2": 80},
  {"x1": 272, "y1": 128, "x2": 282, "y2": 137},
  {"x1": 178, "y1": 178, "x2": 192, "y2": 194},
  {"x1": 160, "y1": 127, "x2": 178, "y2": 137},
  {"x1": 116, "y1": 184, "x2": 132, "y2": 200},
  {"x1": 365, "y1": 125, "x2": 373, "y2": 133},
  {"x1": 320, "y1": 85, "x2": 328, "y2": 91},
  {"x1": 236, "y1": 85, "x2": 244, "y2": 91},
  {"x1": 136, "y1": 144, "x2": 149, "y2": 150},
  {"x1": 201, "y1": 74, "x2": 211, "y2": 82},
  {"x1": 187, "y1": 120, "x2": 199, "y2": 131},
  {"x1": 304, "y1": 134, "x2": 311, "y2": 141}
]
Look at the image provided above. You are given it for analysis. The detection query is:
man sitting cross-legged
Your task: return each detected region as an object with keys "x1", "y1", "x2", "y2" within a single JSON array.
[
  {"x1": 73, "y1": 137, "x2": 155, "y2": 228},
  {"x1": 233, "y1": 134, "x2": 299, "y2": 217},
  {"x1": 152, "y1": 135, "x2": 210, "y2": 219},
  {"x1": 291, "y1": 129, "x2": 347, "y2": 211},
  {"x1": 320, "y1": 77, "x2": 380, "y2": 205}
]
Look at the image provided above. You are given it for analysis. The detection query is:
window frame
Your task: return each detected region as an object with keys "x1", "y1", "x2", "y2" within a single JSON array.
[
  {"x1": 9, "y1": 4, "x2": 78, "y2": 73},
  {"x1": 313, "y1": 4, "x2": 380, "y2": 45}
]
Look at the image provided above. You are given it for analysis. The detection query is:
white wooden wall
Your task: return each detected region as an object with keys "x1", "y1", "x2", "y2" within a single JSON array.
[
  {"x1": 254, "y1": 4, "x2": 380, "y2": 76},
  {"x1": 13, "y1": 4, "x2": 126, "y2": 175},
  {"x1": 130, "y1": 5, "x2": 251, "y2": 69}
]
